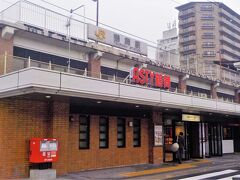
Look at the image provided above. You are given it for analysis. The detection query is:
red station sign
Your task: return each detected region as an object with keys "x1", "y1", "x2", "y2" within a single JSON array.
[{"x1": 130, "y1": 67, "x2": 171, "y2": 89}]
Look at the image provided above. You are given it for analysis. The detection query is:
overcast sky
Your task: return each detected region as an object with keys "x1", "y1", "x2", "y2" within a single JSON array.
[{"x1": 1, "y1": 0, "x2": 240, "y2": 43}]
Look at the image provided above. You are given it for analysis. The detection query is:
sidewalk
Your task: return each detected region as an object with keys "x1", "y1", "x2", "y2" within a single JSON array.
[{"x1": 59, "y1": 158, "x2": 212, "y2": 179}]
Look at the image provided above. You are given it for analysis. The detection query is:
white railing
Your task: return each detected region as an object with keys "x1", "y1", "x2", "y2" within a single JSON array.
[
  {"x1": 1, "y1": 1, "x2": 240, "y2": 89},
  {"x1": 0, "y1": 54, "x2": 239, "y2": 104}
]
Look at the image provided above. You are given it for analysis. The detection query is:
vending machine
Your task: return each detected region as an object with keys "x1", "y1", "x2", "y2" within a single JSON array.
[{"x1": 29, "y1": 138, "x2": 58, "y2": 163}]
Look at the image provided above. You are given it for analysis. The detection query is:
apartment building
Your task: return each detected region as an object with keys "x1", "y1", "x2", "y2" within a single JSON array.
[
  {"x1": 156, "y1": 27, "x2": 180, "y2": 67},
  {"x1": 176, "y1": 2, "x2": 240, "y2": 82}
]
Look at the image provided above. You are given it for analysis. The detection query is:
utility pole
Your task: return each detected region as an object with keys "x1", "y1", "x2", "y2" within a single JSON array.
[
  {"x1": 66, "y1": 4, "x2": 85, "y2": 72},
  {"x1": 92, "y1": 0, "x2": 99, "y2": 26}
]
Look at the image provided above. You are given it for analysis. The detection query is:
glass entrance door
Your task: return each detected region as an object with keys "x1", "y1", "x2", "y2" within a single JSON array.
[{"x1": 208, "y1": 123, "x2": 223, "y2": 156}]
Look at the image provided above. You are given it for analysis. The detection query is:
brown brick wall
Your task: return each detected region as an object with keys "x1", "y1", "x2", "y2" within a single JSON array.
[
  {"x1": 88, "y1": 53, "x2": 101, "y2": 78},
  {"x1": 0, "y1": 98, "x2": 49, "y2": 178},
  {"x1": 0, "y1": 97, "x2": 157, "y2": 178},
  {"x1": 149, "y1": 111, "x2": 163, "y2": 164},
  {"x1": 68, "y1": 115, "x2": 149, "y2": 173},
  {"x1": 0, "y1": 29, "x2": 14, "y2": 75},
  {"x1": 178, "y1": 75, "x2": 187, "y2": 93},
  {"x1": 50, "y1": 101, "x2": 69, "y2": 176}
]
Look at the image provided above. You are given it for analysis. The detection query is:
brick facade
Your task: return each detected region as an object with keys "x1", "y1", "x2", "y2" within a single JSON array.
[
  {"x1": 0, "y1": 97, "x2": 157, "y2": 178},
  {"x1": 149, "y1": 111, "x2": 163, "y2": 164},
  {"x1": 0, "y1": 99, "x2": 49, "y2": 178},
  {"x1": 88, "y1": 53, "x2": 101, "y2": 78},
  {"x1": 178, "y1": 75, "x2": 187, "y2": 93},
  {"x1": 68, "y1": 115, "x2": 149, "y2": 173}
]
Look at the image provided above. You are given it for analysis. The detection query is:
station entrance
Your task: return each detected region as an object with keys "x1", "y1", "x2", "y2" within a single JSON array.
[{"x1": 163, "y1": 114, "x2": 223, "y2": 162}]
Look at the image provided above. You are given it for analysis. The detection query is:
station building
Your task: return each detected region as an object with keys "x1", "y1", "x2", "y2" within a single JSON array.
[{"x1": 0, "y1": 1, "x2": 240, "y2": 178}]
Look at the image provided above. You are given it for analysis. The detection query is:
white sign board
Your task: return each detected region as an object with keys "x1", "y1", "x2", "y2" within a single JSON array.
[
  {"x1": 87, "y1": 24, "x2": 148, "y2": 56},
  {"x1": 154, "y1": 125, "x2": 163, "y2": 146}
]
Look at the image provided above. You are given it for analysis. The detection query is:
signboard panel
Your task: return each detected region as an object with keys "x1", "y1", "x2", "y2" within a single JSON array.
[
  {"x1": 87, "y1": 24, "x2": 148, "y2": 55},
  {"x1": 154, "y1": 125, "x2": 163, "y2": 146},
  {"x1": 182, "y1": 114, "x2": 200, "y2": 122}
]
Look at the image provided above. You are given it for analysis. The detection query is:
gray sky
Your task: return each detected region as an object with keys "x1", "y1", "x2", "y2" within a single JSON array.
[{"x1": 1, "y1": 0, "x2": 240, "y2": 43}]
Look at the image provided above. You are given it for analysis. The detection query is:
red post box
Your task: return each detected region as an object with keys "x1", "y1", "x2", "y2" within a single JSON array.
[{"x1": 29, "y1": 138, "x2": 58, "y2": 163}]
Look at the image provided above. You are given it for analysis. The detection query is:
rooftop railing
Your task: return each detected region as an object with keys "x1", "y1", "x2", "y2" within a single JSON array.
[
  {"x1": 0, "y1": 1, "x2": 240, "y2": 89},
  {"x1": 0, "y1": 53, "x2": 237, "y2": 104}
]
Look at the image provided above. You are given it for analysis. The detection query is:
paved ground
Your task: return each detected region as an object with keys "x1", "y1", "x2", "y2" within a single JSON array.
[{"x1": 59, "y1": 153, "x2": 240, "y2": 180}]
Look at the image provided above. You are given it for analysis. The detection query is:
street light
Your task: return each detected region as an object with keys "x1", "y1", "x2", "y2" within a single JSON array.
[
  {"x1": 92, "y1": 0, "x2": 99, "y2": 26},
  {"x1": 66, "y1": 4, "x2": 85, "y2": 72}
]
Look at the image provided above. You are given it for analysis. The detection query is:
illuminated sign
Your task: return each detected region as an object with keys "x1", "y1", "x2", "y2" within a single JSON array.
[
  {"x1": 130, "y1": 67, "x2": 171, "y2": 89},
  {"x1": 88, "y1": 24, "x2": 148, "y2": 55},
  {"x1": 182, "y1": 114, "x2": 200, "y2": 122}
]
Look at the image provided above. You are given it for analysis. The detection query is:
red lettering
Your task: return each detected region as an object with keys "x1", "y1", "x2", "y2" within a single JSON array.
[
  {"x1": 139, "y1": 69, "x2": 145, "y2": 85},
  {"x1": 155, "y1": 73, "x2": 163, "y2": 88},
  {"x1": 145, "y1": 70, "x2": 150, "y2": 84},
  {"x1": 163, "y1": 75, "x2": 171, "y2": 89},
  {"x1": 150, "y1": 71, "x2": 154, "y2": 86},
  {"x1": 131, "y1": 67, "x2": 139, "y2": 83}
]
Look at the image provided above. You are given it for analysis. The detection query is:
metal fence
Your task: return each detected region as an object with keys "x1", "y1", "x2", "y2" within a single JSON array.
[
  {"x1": 0, "y1": 1, "x2": 240, "y2": 91},
  {"x1": 0, "y1": 54, "x2": 237, "y2": 104}
]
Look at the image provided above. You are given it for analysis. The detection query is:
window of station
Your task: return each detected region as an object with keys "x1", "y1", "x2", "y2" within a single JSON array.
[
  {"x1": 99, "y1": 117, "x2": 109, "y2": 149},
  {"x1": 133, "y1": 119, "x2": 141, "y2": 147},
  {"x1": 223, "y1": 126, "x2": 233, "y2": 140},
  {"x1": 117, "y1": 118, "x2": 126, "y2": 148},
  {"x1": 79, "y1": 115, "x2": 90, "y2": 149},
  {"x1": 13, "y1": 46, "x2": 87, "y2": 73},
  {"x1": 101, "y1": 66, "x2": 129, "y2": 81},
  {"x1": 187, "y1": 86, "x2": 211, "y2": 98},
  {"x1": 217, "y1": 92, "x2": 234, "y2": 102}
]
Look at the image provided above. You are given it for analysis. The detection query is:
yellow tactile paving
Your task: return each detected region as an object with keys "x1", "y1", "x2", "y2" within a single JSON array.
[{"x1": 122, "y1": 159, "x2": 210, "y2": 178}]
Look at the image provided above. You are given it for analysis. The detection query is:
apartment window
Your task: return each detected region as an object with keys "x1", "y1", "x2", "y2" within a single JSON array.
[
  {"x1": 202, "y1": 42, "x2": 215, "y2": 48},
  {"x1": 183, "y1": 45, "x2": 190, "y2": 50},
  {"x1": 200, "y1": 4, "x2": 213, "y2": 11},
  {"x1": 223, "y1": 126, "x2": 233, "y2": 140},
  {"x1": 79, "y1": 115, "x2": 90, "y2": 149},
  {"x1": 133, "y1": 119, "x2": 141, "y2": 147},
  {"x1": 202, "y1": 32, "x2": 214, "y2": 39},
  {"x1": 117, "y1": 118, "x2": 126, "y2": 148},
  {"x1": 202, "y1": 23, "x2": 214, "y2": 30},
  {"x1": 202, "y1": 51, "x2": 216, "y2": 57},
  {"x1": 99, "y1": 117, "x2": 109, "y2": 148},
  {"x1": 201, "y1": 14, "x2": 214, "y2": 20}
]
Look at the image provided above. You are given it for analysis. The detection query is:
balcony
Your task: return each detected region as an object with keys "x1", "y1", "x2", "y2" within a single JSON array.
[
  {"x1": 179, "y1": 26, "x2": 196, "y2": 35},
  {"x1": 220, "y1": 26, "x2": 240, "y2": 41},
  {"x1": 1, "y1": 55, "x2": 240, "y2": 115},
  {"x1": 220, "y1": 8, "x2": 240, "y2": 27},
  {"x1": 220, "y1": 36, "x2": 240, "y2": 53},
  {"x1": 179, "y1": 17, "x2": 195, "y2": 27},
  {"x1": 1, "y1": 67, "x2": 240, "y2": 115},
  {"x1": 221, "y1": 53, "x2": 239, "y2": 62},
  {"x1": 222, "y1": 44, "x2": 240, "y2": 58},
  {"x1": 179, "y1": 8, "x2": 195, "y2": 18},
  {"x1": 220, "y1": 18, "x2": 240, "y2": 34},
  {"x1": 179, "y1": 36, "x2": 196, "y2": 44},
  {"x1": 179, "y1": 45, "x2": 196, "y2": 53}
]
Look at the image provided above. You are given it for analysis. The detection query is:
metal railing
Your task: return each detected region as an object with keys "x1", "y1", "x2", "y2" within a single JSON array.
[
  {"x1": 0, "y1": 1, "x2": 240, "y2": 91},
  {"x1": 0, "y1": 54, "x2": 237, "y2": 104}
]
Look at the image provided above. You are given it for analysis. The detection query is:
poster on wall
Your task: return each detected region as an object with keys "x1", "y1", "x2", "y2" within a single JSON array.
[{"x1": 154, "y1": 125, "x2": 163, "y2": 146}]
